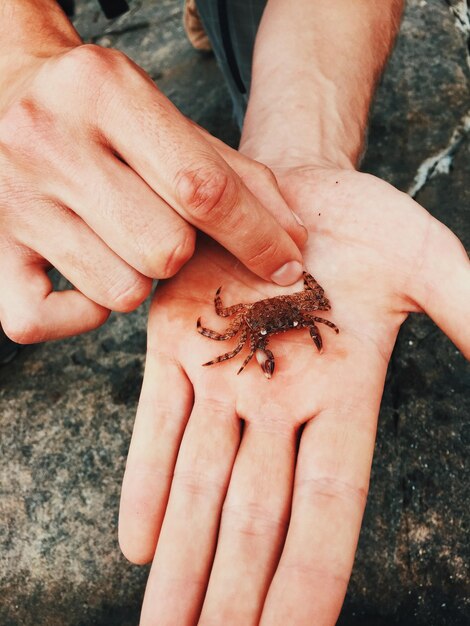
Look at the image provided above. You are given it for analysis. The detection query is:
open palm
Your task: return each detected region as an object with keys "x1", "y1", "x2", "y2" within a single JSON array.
[{"x1": 119, "y1": 166, "x2": 470, "y2": 626}]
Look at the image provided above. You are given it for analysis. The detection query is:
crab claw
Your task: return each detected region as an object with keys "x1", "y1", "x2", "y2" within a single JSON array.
[
  {"x1": 310, "y1": 326, "x2": 323, "y2": 352},
  {"x1": 256, "y1": 348, "x2": 275, "y2": 379}
]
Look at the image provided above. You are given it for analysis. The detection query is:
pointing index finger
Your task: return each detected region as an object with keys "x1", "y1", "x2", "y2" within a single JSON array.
[
  {"x1": 173, "y1": 160, "x2": 304, "y2": 285},
  {"x1": 98, "y1": 73, "x2": 304, "y2": 285}
]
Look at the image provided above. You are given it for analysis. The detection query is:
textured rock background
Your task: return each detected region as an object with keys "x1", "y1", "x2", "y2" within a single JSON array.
[{"x1": 1, "y1": 1, "x2": 469, "y2": 625}]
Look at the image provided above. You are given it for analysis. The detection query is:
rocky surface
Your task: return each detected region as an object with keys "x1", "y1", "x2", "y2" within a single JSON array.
[{"x1": 1, "y1": 1, "x2": 469, "y2": 625}]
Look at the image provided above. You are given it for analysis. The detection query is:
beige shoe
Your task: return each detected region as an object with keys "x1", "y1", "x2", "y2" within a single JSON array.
[{"x1": 183, "y1": 0, "x2": 212, "y2": 51}]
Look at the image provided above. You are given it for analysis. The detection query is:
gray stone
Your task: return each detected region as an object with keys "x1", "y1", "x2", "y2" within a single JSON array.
[{"x1": 1, "y1": 1, "x2": 469, "y2": 625}]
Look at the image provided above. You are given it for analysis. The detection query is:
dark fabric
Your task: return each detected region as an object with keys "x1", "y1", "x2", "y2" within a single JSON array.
[
  {"x1": 57, "y1": 0, "x2": 75, "y2": 16},
  {"x1": 216, "y1": 0, "x2": 246, "y2": 94},
  {"x1": 98, "y1": 0, "x2": 129, "y2": 19},
  {"x1": 196, "y1": 0, "x2": 268, "y2": 127},
  {"x1": 56, "y1": 0, "x2": 129, "y2": 19}
]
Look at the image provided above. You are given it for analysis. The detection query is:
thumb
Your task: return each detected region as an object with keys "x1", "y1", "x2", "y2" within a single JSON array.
[{"x1": 411, "y1": 217, "x2": 470, "y2": 359}]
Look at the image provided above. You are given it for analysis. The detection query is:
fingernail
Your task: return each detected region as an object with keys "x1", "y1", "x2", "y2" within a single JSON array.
[
  {"x1": 291, "y1": 210, "x2": 305, "y2": 227},
  {"x1": 271, "y1": 261, "x2": 303, "y2": 286}
]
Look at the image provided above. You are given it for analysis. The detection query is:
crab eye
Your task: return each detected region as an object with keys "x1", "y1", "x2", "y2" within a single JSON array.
[
  {"x1": 293, "y1": 321, "x2": 299, "y2": 327},
  {"x1": 260, "y1": 329, "x2": 267, "y2": 336}
]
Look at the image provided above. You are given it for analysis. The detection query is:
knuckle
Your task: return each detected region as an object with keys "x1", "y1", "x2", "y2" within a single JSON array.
[
  {"x1": 175, "y1": 165, "x2": 239, "y2": 223},
  {"x1": 173, "y1": 470, "x2": 225, "y2": 501},
  {"x1": 278, "y1": 560, "x2": 350, "y2": 589},
  {"x1": 222, "y1": 502, "x2": 288, "y2": 538},
  {"x1": 60, "y1": 44, "x2": 124, "y2": 77},
  {"x1": 199, "y1": 396, "x2": 236, "y2": 419},
  {"x1": 0, "y1": 99, "x2": 52, "y2": 154},
  {"x1": 157, "y1": 227, "x2": 196, "y2": 279},
  {"x1": 256, "y1": 161, "x2": 278, "y2": 186},
  {"x1": 50, "y1": 45, "x2": 130, "y2": 109},
  {"x1": 296, "y1": 475, "x2": 369, "y2": 510},
  {"x1": 135, "y1": 225, "x2": 195, "y2": 280},
  {"x1": 244, "y1": 236, "x2": 281, "y2": 270},
  {"x1": 2, "y1": 313, "x2": 43, "y2": 345},
  {"x1": 90, "y1": 306, "x2": 111, "y2": 329},
  {"x1": 106, "y1": 272, "x2": 152, "y2": 312}
]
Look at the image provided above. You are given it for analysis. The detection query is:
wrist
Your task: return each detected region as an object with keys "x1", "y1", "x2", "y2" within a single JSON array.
[
  {"x1": 239, "y1": 93, "x2": 360, "y2": 171},
  {"x1": 239, "y1": 0, "x2": 403, "y2": 171},
  {"x1": 239, "y1": 113, "x2": 362, "y2": 170}
]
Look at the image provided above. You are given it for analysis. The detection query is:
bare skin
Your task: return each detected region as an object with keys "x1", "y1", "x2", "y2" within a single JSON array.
[
  {"x1": 119, "y1": 166, "x2": 470, "y2": 626},
  {"x1": 119, "y1": 2, "x2": 470, "y2": 624},
  {"x1": 0, "y1": 0, "x2": 305, "y2": 344}
]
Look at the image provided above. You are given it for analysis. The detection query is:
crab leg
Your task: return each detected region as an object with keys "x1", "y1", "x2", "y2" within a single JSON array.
[
  {"x1": 303, "y1": 271, "x2": 325, "y2": 295},
  {"x1": 202, "y1": 327, "x2": 248, "y2": 366},
  {"x1": 236, "y1": 333, "x2": 257, "y2": 375},
  {"x1": 309, "y1": 324, "x2": 323, "y2": 352},
  {"x1": 301, "y1": 313, "x2": 339, "y2": 352},
  {"x1": 255, "y1": 345, "x2": 275, "y2": 379},
  {"x1": 197, "y1": 314, "x2": 243, "y2": 340},
  {"x1": 311, "y1": 316, "x2": 340, "y2": 332},
  {"x1": 214, "y1": 287, "x2": 246, "y2": 317}
]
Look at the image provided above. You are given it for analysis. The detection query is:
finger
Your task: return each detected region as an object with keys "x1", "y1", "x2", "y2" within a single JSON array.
[
  {"x1": 139, "y1": 398, "x2": 239, "y2": 626},
  {"x1": 411, "y1": 217, "x2": 470, "y2": 359},
  {"x1": 0, "y1": 249, "x2": 109, "y2": 343},
  {"x1": 17, "y1": 200, "x2": 152, "y2": 312},
  {"x1": 199, "y1": 422, "x2": 296, "y2": 626},
  {"x1": 260, "y1": 401, "x2": 378, "y2": 626},
  {"x1": 99, "y1": 74, "x2": 304, "y2": 286},
  {"x1": 119, "y1": 351, "x2": 193, "y2": 565},
  {"x1": 53, "y1": 147, "x2": 196, "y2": 279},
  {"x1": 191, "y1": 123, "x2": 308, "y2": 248}
]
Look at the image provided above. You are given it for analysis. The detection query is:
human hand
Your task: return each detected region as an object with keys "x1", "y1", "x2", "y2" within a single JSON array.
[
  {"x1": 0, "y1": 1, "x2": 305, "y2": 344},
  {"x1": 119, "y1": 166, "x2": 469, "y2": 625}
]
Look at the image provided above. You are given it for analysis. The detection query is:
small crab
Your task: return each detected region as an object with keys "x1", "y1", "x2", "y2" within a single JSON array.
[{"x1": 197, "y1": 271, "x2": 339, "y2": 379}]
